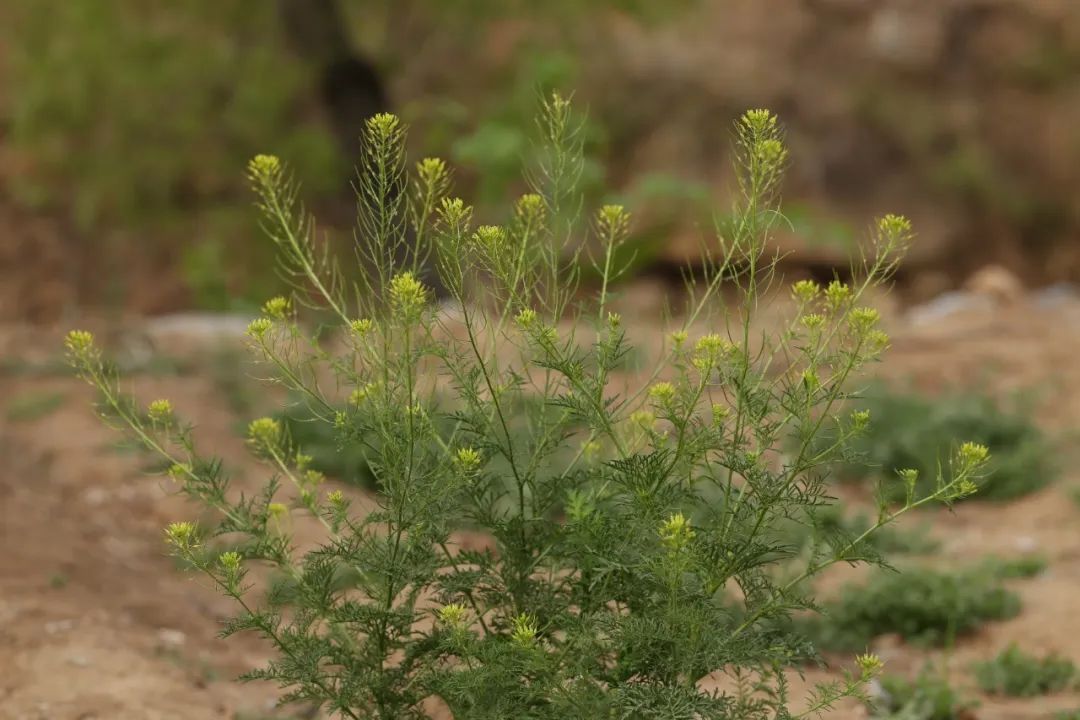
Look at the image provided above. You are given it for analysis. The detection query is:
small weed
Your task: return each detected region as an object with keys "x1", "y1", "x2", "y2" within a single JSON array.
[
  {"x1": 829, "y1": 384, "x2": 1053, "y2": 502},
  {"x1": 48, "y1": 572, "x2": 69, "y2": 589},
  {"x1": 155, "y1": 645, "x2": 220, "y2": 685},
  {"x1": 232, "y1": 711, "x2": 311, "y2": 720},
  {"x1": 979, "y1": 554, "x2": 1048, "y2": 580},
  {"x1": 5, "y1": 390, "x2": 66, "y2": 422},
  {"x1": 869, "y1": 666, "x2": 973, "y2": 720},
  {"x1": 783, "y1": 503, "x2": 940, "y2": 557},
  {"x1": 973, "y1": 643, "x2": 1076, "y2": 697},
  {"x1": 810, "y1": 565, "x2": 1021, "y2": 650}
]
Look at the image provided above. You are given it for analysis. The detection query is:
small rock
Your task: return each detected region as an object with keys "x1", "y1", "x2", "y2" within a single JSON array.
[
  {"x1": 68, "y1": 655, "x2": 90, "y2": 667},
  {"x1": 158, "y1": 628, "x2": 187, "y2": 648},
  {"x1": 1015, "y1": 535, "x2": 1038, "y2": 553},
  {"x1": 1033, "y1": 282, "x2": 1080, "y2": 308},
  {"x1": 963, "y1": 264, "x2": 1024, "y2": 304},
  {"x1": 44, "y1": 619, "x2": 74, "y2": 634},
  {"x1": 871, "y1": 632, "x2": 905, "y2": 660},
  {"x1": 865, "y1": 677, "x2": 892, "y2": 707},
  {"x1": 83, "y1": 487, "x2": 108, "y2": 506},
  {"x1": 906, "y1": 270, "x2": 953, "y2": 305},
  {"x1": 867, "y1": 6, "x2": 945, "y2": 70},
  {"x1": 906, "y1": 290, "x2": 992, "y2": 326},
  {"x1": 139, "y1": 313, "x2": 254, "y2": 358}
]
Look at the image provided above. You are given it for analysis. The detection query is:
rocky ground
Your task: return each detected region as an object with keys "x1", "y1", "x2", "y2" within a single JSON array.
[{"x1": 2, "y1": 271, "x2": 1080, "y2": 719}]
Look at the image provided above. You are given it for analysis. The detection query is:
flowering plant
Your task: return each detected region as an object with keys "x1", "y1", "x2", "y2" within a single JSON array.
[{"x1": 68, "y1": 96, "x2": 988, "y2": 719}]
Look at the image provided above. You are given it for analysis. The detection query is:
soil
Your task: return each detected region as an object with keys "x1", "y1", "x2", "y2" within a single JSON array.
[{"x1": 3, "y1": 279, "x2": 1080, "y2": 719}]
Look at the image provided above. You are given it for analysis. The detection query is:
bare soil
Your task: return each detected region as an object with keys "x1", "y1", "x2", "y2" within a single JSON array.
[{"x1": 3, "y1": 283, "x2": 1080, "y2": 719}]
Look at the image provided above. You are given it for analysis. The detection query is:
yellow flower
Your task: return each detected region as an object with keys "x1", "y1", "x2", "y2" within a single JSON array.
[
  {"x1": 511, "y1": 613, "x2": 538, "y2": 646},
  {"x1": 878, "y1": 214, "x2": 912, "y2": 242},
  {"x1": 648, "y1": 382, "x2": 677, "y2": 405},
  {"x1": 474, "y1": 225, "x2": 506, "y2": 254},
  {"x1": 366, "y1": 113, "x2": 401, "y2": 141},
  {"x1": 64, "y1": 329, "x2": 96, "y2": 357},
  {"x1": 389, "y1": 272, "x2": 428, "y2": 317},
  {"x1": 848, "y1": 307, "x2": 880, "y2": 334},
  {"x1": 515, "y1": 194, "x2": 546, "y2": 225},
  {"x1": 791, "y1": 279, "x2": 820, "y2": 303},
  {"x1": 597, "y1": 204, "x2": 630, "y2": 237},
  {"x1": 350, "y1": 319, "x2": 374, "y2": 337},
  {"x1": 454, "y1": 447, "x2": 482, "y2": 472},
  {"x1": 438, "y1": 197, "x2": 470, "y2": 226},
  {"x1": 855, "y1": 652, "x2": 884, "y2": 678},
  {"x1": 148, "y1": 399, "x2": 173, "y2": 423},
  {"x1": 515, "y1": 308, "x2": 538, "y2": 330},
  {"x1": 247, "y1": 417, "x2": 282, "y2": 449},
  {"x1": 659, "y1": 512, "x2": 695, "y2": 551},
  {"x1": 438, "y1": 603, "x2": 469, "y2": 628},
  {"x1": 416, "y1": 157, "x2": 447, "y2": 186},
  {"x1": 247, "y1": 154, "x2": 281, "y2": 184},
  {"x1": 165, "y1": 521, "x2": 198, "y2": 549},
  {"x1": 246, "y1": 318, "x2": 273, "y2": 339},
  {"x1": 958, "y1": 441, "x2": 989, "y2": 467},
  {"x1": 167, "y1": 463, "x2": 190, "y2": 483},
  {"x1": 825, "y1": 280, "x2": 852, "y2": 312},
  {"x1": 262, "y1": 296, "x2": 290, "y2": 319},
  {"x1": 218, "y1": 551, "x2": 242, "y2": 574}
]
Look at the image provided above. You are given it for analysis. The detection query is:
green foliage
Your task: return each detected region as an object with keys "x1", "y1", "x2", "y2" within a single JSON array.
[
  {"x1": 66, "y1": 98, "x2": 991, "y2": 718},
  {"x1": 810, "y1": 565, "x2": 1021, "y2": 650},
  {"x1": 278, "y1": 400, "x2": 376, "y2": 490},
  {"x1": 829, "y1": 384, "x2": 1053, "y2": 502},
  {"x1": 5, "y1": 390, "x2": 67, "y2": 422},
  {"x1": 973, "y1": 643, "x2": 1076, "y2": 697},
  {"x1": 778, "y1": 503, "x2": 940, "y2": 559},
  {"x1": 978, "y1": 554, "x2": 1048, "y2": 580},
  {"x1": 870, "y1": 667, "x2": 973, "y2": 720},
  {"x1": 2, "y1": 0, "x2": 338, "y2": 306}
]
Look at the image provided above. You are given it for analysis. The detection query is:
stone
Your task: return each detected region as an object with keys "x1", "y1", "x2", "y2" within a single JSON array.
[
  {"x1": 157, "y1": 628, "x2": 187, "y2": 648},
  {"x1": 963, "y1": 264, "x2": 1024, "y2": 304}
]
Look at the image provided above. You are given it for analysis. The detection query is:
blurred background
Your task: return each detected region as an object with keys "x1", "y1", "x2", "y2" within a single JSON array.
[
  {"x1": 4, "y1": 2, "x2": 1080, "y2": 719},
  {"x1": 3, "y1": 0, "x2": 1080, "y2": 321}
]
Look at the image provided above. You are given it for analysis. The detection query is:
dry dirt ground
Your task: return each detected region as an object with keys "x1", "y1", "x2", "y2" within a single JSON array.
[{"x1": 3, "y1": 280, "x2": 1080, "y2": 720}]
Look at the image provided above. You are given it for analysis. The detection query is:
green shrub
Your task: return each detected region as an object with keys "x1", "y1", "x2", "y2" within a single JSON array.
[
  {"x1": 66, "y1": 98, "x2": 991, "y2": 718},
  {"x1": 973, "y1": 643, "x2": 1076, "y2": 697},
  {"x1": 829, "y1": 384, "x2": 1053, "y2": 502},
  {"x1": 870, "y1": 667, "x2": 973, "y2": 720},
  {"x1": 810, "y1": 565, "x2": 1021, "y2": 650}
]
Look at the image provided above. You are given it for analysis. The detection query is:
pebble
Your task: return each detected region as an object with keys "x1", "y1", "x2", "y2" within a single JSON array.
[
  {"x1": 44, "y1": 619, "x2": 74, "y2": 635},
  {"x1": 1033, "y1": 283, "x2": 1080, "y2": 308},
  {"x1": 1014, "y1": 535, "x2": 1038, "y2": 553},
  {"x1": 905, "y1": 291, "x2": 992, "y2": 326},
  {"x1": 82, "y1": 487, "x2": 108, "y2": 506},
  {"x1": 157, "y1": 628, "x2": 187, "y2": 648},
  {"x1": 963, "y1": 264, "x2": 1024, "y2": 304}
]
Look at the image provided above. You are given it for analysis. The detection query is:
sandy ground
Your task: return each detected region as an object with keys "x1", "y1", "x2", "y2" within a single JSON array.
[{"x1": 3, "y1": 282, "x2": 1080, "y2": 720}]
